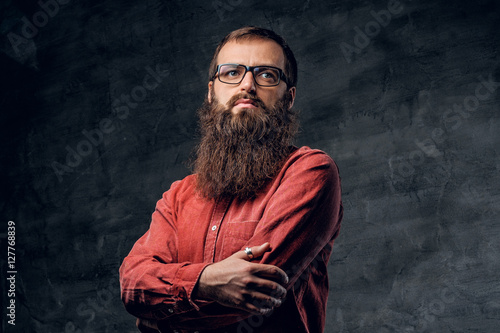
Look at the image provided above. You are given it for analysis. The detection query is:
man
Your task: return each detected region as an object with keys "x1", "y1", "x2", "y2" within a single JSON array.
[{"x1": 119, "y1": 26, "x2": 343, "y2": 333}]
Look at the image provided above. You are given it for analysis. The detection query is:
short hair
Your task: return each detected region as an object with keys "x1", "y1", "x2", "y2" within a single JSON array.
[{"x1": 208, "y1": 26, "x2": 298, "y2": 87}]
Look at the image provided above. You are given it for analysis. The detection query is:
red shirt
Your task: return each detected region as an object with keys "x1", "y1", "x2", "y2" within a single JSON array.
[{"x1": 120, "y1": 146, "x2": 343, "y2": 332}]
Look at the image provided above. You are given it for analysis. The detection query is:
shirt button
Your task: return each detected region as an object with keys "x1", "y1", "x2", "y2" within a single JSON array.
[
  {"x1": 168, "y1": 308, "x2": 174, "y2": 313},
  {"x1": 211, "y1": 225, "x2": 217, "y2": 231}
]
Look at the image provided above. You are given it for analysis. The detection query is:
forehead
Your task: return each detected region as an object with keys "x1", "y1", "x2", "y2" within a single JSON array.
[{"x1": 216, "y1": 39, "x2": 286, "y2": 69}]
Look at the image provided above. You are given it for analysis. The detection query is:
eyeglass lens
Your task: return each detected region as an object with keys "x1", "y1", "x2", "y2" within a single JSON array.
[{"x1": 218, "y1": 64, "x2": 281, "y2": 86}]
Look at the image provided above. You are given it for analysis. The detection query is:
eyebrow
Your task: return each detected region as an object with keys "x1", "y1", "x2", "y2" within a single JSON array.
[{"x1": 220, "y1": 63, "x2": 284, "y2": 70}]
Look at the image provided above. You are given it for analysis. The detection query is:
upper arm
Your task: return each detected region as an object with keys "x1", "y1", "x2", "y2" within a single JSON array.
[{"x1": 243, "y1": 151, "x2": 343, "y2": 286}]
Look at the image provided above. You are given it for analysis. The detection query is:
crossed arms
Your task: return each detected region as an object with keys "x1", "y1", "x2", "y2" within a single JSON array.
[{"x1": 119, "y1": 149, "x2": 343, "y2": 331}]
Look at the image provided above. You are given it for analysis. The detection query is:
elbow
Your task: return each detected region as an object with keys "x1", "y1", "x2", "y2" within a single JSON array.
[{"x1": 119, "y1": 259, "x2": 143, "y2": 316}]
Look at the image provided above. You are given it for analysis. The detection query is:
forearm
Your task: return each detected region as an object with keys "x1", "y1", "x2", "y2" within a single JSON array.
[
  {"x1": 120, "y1": 254, "x2": 253, "y2": 329},
  {"x1": 121, "y1": 248, "x2": 286, "y2": 331},
  {"x1": 119, "y1": 255, "x2": 210, "y2": 319}
]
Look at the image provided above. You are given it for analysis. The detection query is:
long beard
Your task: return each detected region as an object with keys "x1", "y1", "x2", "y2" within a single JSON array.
[{"x1": 192, "y1": 91, "x2": 298, "y2": 200}]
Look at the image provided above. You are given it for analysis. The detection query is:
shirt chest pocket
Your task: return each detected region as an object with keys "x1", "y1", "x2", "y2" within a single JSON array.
[{"x1": 219, "y1": 220, "x2": 259, "y2": 259}]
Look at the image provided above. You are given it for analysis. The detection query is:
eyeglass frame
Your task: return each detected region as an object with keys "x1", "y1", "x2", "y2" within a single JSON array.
[{"x1": 211, "y1": 63, "x2": 290, "y2": 87}]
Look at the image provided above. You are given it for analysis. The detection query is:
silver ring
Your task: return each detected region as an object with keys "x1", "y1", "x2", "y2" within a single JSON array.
[{"x1": 244, "y1": 247, "x2": 254, "y2": 259}]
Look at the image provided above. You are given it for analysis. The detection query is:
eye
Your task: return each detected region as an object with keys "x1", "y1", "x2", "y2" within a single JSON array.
[
  {"x1": 219, "y1": 65, "x2": 244, "y2": 81},
  {"x1": 227, "y1": 70, "x2": 240, "y2": 77},
  {"x1": 257, "y1": 68, "x2": 279, "y2": 83},
  {"x1": 261, "y1": 72, "x2": 276, "y2": 79}
]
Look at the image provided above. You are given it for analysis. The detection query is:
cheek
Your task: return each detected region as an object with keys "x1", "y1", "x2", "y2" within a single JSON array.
[
  {"x1": 214, "y1": 86, "x2": 231, "y2": 104},
  {"x1": 261, "y1": 90, "x2": 284, "y2": 106}
]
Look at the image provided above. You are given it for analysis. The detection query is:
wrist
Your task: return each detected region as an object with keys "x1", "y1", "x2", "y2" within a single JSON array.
[{"x1": 193, "y1": 265, "x2": 213, "y2": 301}]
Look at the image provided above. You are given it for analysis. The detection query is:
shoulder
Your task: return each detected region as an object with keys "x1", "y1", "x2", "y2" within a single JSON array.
[
  {"x1": 161, "y1": 174, "x2": 198, "y2": 201},
  {"x1": 267, "y1": 146, "x2": 341, "y2": 201},
  {"x1": 284, "y1": 146, "x2": 339, "y2": 176},
  {"x1": 269, "y1": 146, "x2": 341, "y2": 192}
]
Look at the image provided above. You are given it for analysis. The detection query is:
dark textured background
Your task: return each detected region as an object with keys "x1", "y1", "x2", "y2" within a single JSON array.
[{"x1": 1, "y1": 0, "x2": 499, "y2": 332}]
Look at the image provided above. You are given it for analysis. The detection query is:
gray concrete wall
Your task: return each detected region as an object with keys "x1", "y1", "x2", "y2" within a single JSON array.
[{"x1": 1, "y1": 0, "x2": 499, "y2": 332}]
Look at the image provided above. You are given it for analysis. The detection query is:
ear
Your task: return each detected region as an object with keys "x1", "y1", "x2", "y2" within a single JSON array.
[
  {"x1": 288, "y1": 86, "x2": 296, "y2": 109},
  {"x1": 207, "y1": 81, "x2": 213, "y2": 103}
]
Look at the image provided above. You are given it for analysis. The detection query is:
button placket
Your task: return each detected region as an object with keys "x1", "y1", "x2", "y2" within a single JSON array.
[{"x1": 203, "y1": 197, "x2": 231, "y2": 262}]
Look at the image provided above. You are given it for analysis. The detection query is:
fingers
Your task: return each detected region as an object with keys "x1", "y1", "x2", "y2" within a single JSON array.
[
  {"x1": 241, "y1": 290, "x2": 284, "y2": 315},
  {"x1": 228, "y1": 274, "x2": 287, "y2": 315},
  {"x1": 252, "y1": 263, "x2": 289, "y2": 285},
  {"x1": 248, "y1": 276, "x2": 287, "y2": 299},
  {"x1": 200, "y1": 243, "x2": 290, "y2": 315},
  {"x1": 241, "y1": 243, "x2": 289, "y2": 285},
  {"x1": 234, "y1": 243, "x2": 289, "y2": 285},
  {"x1": 249, "y1": 242, "x2": 271, "y2": 258},
  {"x1": 234, "y1": 242, "x2": 271, "y2": 261}
]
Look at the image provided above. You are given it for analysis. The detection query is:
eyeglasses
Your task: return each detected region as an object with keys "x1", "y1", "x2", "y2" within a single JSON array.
[{"x1": 212, "y1": 63, "x2": 289, "y2": 87}]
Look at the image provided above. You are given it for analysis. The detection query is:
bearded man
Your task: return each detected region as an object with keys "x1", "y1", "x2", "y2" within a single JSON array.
[{"x1": 119, "y1": 26, "x2": 343, "y2": 333}]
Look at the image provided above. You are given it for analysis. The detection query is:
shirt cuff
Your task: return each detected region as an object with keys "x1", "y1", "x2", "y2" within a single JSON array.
[{"x1": 175, "y1": 262, "x2": 213, "y2": 311}]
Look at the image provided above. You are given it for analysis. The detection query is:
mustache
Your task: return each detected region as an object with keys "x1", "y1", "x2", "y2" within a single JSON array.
[{"x1": 226, "y1": 92, "x2": 267, "y2": 109}]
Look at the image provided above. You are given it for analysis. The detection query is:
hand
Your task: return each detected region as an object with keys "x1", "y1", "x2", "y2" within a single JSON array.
[{"x1": 195, "y1": 242, "x2": 289, "y2": 315}]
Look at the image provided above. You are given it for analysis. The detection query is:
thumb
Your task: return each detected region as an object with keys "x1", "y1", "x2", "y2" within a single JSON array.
[{"x1": 233, "y1": 242, "x2": 271, "y2": 261}]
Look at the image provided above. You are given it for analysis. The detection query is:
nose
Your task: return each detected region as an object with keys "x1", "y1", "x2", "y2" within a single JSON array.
[{"x1": 238, "y1": 70, "x2": 257, "y2": 94}]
